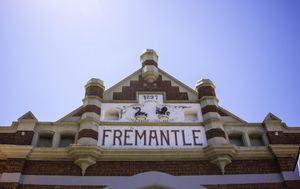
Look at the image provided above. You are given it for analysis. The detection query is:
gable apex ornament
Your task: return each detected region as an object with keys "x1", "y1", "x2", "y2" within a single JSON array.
[
  {"x1": 263, "y1": 112, "x2": 282, "y2": 122},
  {"x1": 18, "y1": 111, "x2": 37, "y2": 121},
  {"x1": 141, "y1": 49, "x2": 159, "y2": 83}
]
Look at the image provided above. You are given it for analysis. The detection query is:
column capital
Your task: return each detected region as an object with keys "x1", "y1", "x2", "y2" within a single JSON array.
[{"x1": 196, "y1": 79, "x2": 216, "y2": 89}]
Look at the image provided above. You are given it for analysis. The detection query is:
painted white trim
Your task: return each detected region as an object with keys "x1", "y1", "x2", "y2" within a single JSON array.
[
  {"x1": 15, "y1": 171, "x2": 300, "y2": 189},
  {"x1": 0, "y1": 173, "x2": 21, "y2": 182},
  {"x1": 282, "y1": 171, "x2": 300, "y2": 181}
]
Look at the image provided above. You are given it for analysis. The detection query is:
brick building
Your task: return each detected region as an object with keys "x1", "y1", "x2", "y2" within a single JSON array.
[{"x1": 0, "y1": 49, "x2": 299, "y2": 189}]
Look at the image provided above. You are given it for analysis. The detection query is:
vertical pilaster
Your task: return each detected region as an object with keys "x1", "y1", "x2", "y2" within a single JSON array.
[
  {"x1": 77, "y1": 78, "x2": 104, "y2": 146},
  {"x1": 16, "y1": 111, "x2": 37, "y2": 145},
  {"x1": 52, "y1": 132, "x2": 60, "y2": 147},
  {"x1": 242, "y1": 132, "x2": 251, "y2": 147},
  {"x1": 196, "y1": 79, "x2": 227, "y2": 145}
]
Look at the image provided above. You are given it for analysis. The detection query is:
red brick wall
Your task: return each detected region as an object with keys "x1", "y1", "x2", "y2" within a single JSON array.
[
  {"x1": 0, "y1": 160, "x2": 6, "y2": 174},
  {"x1": 267, "y1": 131, "x2": 300, "y2": 144},
  {"x1": 85, "y1": 85, "x2": 104, "y2": 98},
  {"x1": 15, "y1": 131, "x2": 34, "y2": 145},
  {"x1": 23, "y1": 161, "x2": 81, "y2": 176},
  {"x1": 74, "y1": 105, "x2": 101, "y2": 116},
  {"x1": 5, "y1": 159, "x2": 26, "y2": 173},
  {"x1": 21, "y1": 159, "x2": 281, "y2": 176},
  {"x1": 0, "y1": 131, "x2": 34, "y2": 145},
  {"x1": 112, "y1": 75, "x2": 188, "y2": 101},
  {"x1": 0, "y1": 133, "x2": 16, "y2": 144},
  {"x1": 78, "y1": 129, "x2": 98, "y2": 140},
  {"x1": 285, "y1": 181, "x2": 300, "y2": 189},
  {"x1": 0, "y1": 182, "x2": 19, "y2": 189},
  {"x1": 225, "y1": 159, "x2": 281, "y2": 174},
  {"x1": 86, "y1": 161, "x2": 221, "y2": 176},
  {"x1": 276, "y1": 157, "x2": 298, "y2": 172}
]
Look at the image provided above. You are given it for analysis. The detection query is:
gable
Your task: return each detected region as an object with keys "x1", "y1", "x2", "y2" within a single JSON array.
[{"x1": 103, "y1": 68, "x2": 198, "y2": 102}]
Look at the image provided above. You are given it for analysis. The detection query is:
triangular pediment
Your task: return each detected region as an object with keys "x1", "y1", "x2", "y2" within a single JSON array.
[
  {"x1": 18, "y1": 111, "x2": 37, "y2": 121},
  {"x1": 263, "y1": 112, "x2": 282, "y2": 122},
  {"x1": 103, "y1": 68, "x2": 198, "y2": 102}
]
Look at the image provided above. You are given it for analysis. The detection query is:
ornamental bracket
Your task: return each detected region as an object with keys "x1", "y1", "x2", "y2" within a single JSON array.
[
  {"x1": 68, "y1": 144, "x2": 103, "y2": 176},
  {"x1": 205, "y1": 144, "x2": 238, "y2": 174}
]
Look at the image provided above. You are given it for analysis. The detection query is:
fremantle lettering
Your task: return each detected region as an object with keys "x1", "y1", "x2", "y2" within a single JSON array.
[{"x1": 98, "y1": 126, "x2": 207, "y2": 149}]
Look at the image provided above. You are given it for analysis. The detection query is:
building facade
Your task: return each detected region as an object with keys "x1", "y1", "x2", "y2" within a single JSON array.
[{"x1": 0, "y1": 49, "x2": 300, "y2": 189}]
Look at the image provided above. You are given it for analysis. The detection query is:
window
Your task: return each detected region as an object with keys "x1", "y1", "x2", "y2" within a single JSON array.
[
  {"x1": 59, "y1": 134, "x2": 75, "y2": 147},
  {"x1": 229, "y1": 134, "x2": 244, "y2": 146},
  {"x1": 249, "y1": 135, "x2": 264, "y2": 146},
  {"x1": 37, "y1": 133, "x2": 53, "y2": 147}
]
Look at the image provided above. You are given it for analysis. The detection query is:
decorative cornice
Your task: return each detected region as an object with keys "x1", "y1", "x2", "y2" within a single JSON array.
[
  {"x1": 234, "y1": 146, "x2": 274, "y2": 159},
  {"x1": 0, "y1": 144, "x2": 284, "y2": 161},
  {"x1": 204, "y1": 144, "x2": 237, "y2": 174},
  {"x1": 270, "y1": 144, "x2": 300, "y2": 157},
  {"x1": 0, "y1": 145, "x2": 32, "y2": 159},
  {"x1": 28, "y1": 148, "x2": 71, "y2": 160},
  {"x1": 68, "y1": 144, "x2": 103, "y2": 175}
]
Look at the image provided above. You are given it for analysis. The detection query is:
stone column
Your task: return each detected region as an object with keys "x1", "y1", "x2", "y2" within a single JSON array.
[
  {"x1": 196, "y1": 79, "x2": 227, "y2": 145},
  {"x1": 77, "y1": 78, "x2": 104, "y2": 146}
]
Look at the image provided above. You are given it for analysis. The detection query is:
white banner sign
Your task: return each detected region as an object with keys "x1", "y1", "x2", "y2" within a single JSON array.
[{"x1": 98, "y1": 126, "x2": 207, "y2": 149}]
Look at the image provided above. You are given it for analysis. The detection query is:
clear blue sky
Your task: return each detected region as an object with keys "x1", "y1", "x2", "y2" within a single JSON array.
[{"x1": 0, "y1": 0, "x2": 299, "y2": 126}]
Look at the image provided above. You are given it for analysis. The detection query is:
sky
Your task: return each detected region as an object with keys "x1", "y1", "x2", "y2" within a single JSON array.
[{"x1": 0, "y1": 0, "x2": 299, "y2": 126}]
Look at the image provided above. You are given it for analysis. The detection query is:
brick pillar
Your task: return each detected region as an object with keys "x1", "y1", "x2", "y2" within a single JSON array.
[
  {"x1": 196, "y1": 79, "x2": 227, "y2": 145},
  {"x1": 140, "y1": 49, "x2": 159, "y2": 83},
  {"x1": 0, "y1": 158, "x2": 26, "y2": 189},
  {"x1": 77, "y1": 78, "x2": 104, "y2": 145},
  {"x1": 16, "y1": 111, "x2": 37, "y2": 145}
]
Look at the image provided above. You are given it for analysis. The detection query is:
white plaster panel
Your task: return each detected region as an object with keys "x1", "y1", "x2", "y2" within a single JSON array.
[
  {"x1": 98, "y1": 126, "x2": 207, "y2": 149},
  {"x1": 101, "y1": 94, "x2": 203, "y2": 122},
  {"x1": 0, "y1": 173, "x2": 21, "y2": 182},
  {"x1": 17, "y1": 122, "x2": 35, "y2": 131}
]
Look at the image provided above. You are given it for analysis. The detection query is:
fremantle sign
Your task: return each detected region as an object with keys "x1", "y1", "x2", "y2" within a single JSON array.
[{"x1": 98, "y1": 126, "x2": 207, "y2": 149}]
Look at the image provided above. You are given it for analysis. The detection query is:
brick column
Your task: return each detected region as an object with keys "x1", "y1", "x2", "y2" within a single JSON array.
[
  {"x1": 196, "y1": 79, "x2": 227, "y2": 145},
  {"x1": 15, "y1": 111, "x2": 37, "y2": 145},
  {"x1": 77, "y1": 78, "x2": 104, "y2": 145},
  {"x1": 0, "y1": 158, "x2": 26, "y2": 189}
]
